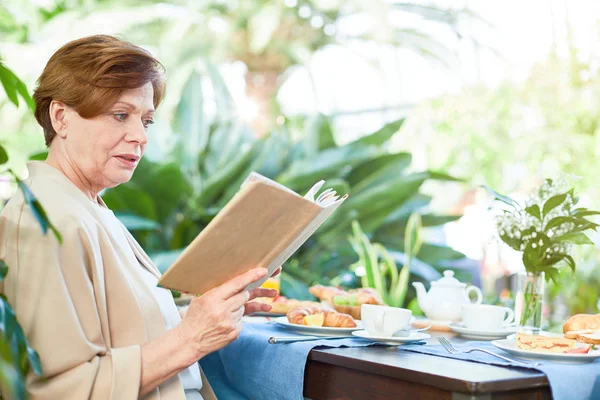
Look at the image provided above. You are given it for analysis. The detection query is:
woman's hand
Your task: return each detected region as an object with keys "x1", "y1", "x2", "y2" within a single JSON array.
[
  {"x1": 243, "y1": 266, "x2": 281, "y2": 315},
  {"x1": 175, "y1": 267, "x2": 269, "y2": 359}
]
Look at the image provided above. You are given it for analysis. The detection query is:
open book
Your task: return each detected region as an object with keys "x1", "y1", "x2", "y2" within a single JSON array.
[{"x1": 157, "y1": 172, "x2": 348, "y2": 295}]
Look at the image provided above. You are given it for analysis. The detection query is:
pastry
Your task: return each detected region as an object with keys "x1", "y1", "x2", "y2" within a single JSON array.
[
  {"x1": 253, "y1": 296, "x2": 322, "y2": 314},
  {"x1": 516, "y1": 332, "x2": 582, "y2": 353},
  {"x1": 563, "y1": 314, "x2": 600, "y2": 342},
  {"x1": 308, "y1": 285, "x2": 347, "y2": 303},
  {"x1": 309, "y1": 285, "x2": 384, "y2": 319},
  {"x1": 286, "y1": 306, "x2": 357, "y2": 328}
]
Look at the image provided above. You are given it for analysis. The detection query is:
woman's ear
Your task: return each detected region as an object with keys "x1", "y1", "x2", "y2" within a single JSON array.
[{"x1": 49, "y1": 100, "x2": 68, "y2": 138}]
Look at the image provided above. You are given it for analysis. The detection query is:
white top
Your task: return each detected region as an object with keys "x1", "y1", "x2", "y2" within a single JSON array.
[
  {"x1": 135, "y1": 263, "x2": 204, "y2": 395},
  {"x1": 93, "y1": 197, "x2": 204, "y2": 398}
]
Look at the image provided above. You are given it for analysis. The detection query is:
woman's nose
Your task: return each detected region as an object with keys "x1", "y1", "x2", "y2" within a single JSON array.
[{"x1": 126, "y1": 120, "x2": 149, "y2": 144}]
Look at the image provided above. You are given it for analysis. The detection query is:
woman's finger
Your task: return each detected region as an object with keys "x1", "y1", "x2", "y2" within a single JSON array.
[
  {"x1": 244, "y1": 301, "x2": 272, "y2": 315},
  {"x1": 232, "y1": 305, "x2": 245, "y2": 320},
  {"x1": 224, "y1": 289, "x2": 250, "y2": 311},
  {"x1": 248, "y1": 287, "x2": 278, "y2": 301},
  {"x1": 213, "y1": 268, "x2": 268, "y2": 300}
]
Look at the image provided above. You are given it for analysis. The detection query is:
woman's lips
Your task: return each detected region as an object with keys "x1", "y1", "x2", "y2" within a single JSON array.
[{"x1": 114, "y1": 155, "x2": 139, "y2": 168}]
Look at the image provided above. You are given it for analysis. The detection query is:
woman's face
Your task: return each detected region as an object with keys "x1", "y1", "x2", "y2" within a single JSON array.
[{"x1": 62, "y1": 82, "x2": 155, "y2": 190}]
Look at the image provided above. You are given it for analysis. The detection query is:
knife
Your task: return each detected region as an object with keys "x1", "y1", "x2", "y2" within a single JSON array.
[{"x1": 268, "y1": 335, "x2": 354, "y2": 344}]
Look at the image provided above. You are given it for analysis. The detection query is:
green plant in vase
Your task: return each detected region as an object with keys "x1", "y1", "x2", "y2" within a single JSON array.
[{"x1": 486, "y1": 176, "x2": 600, "y2": 333}]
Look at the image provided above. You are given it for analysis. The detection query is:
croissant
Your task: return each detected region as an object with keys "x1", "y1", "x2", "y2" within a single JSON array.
[
  {"x1": 308, "y1": 285, "x2": 346, "y2": 303},
  {"x1": 286, "y1": 306, "x2": 357, "y2": 328}
]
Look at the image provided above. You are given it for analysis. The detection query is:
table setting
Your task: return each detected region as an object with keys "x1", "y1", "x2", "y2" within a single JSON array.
[{"x1": 199, "y1": 269, "x2": 600, "y2": 400}]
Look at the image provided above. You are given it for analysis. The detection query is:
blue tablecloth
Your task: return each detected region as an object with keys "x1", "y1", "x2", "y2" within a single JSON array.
[
  {"x1": 400, "y1": 341, "x2": 600, "y2": 400},
  {"x1": 199, "y1": 321, "x2": 390, "y2": 400}
]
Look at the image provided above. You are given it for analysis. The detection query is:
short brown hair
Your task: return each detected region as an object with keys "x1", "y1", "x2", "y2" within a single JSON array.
[{"x1": 33, "y1": 35, "x2": 166, "y2": 146}]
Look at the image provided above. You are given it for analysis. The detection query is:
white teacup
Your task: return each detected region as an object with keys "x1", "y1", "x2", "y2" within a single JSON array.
[
  {"x1": 361, "y1": 304, "x2": 412, "y2": 337},
  {"x1": 461, "y1": 304, "x2": 514, "y2": 331}
]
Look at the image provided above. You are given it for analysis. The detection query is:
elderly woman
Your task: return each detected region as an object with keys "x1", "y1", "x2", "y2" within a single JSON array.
[{"x1": 0, "y1": 35, "x2": 279, "y2": 399}]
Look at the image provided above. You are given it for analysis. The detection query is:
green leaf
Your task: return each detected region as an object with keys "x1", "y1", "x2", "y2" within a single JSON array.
[
  {"x1": 114, "y1": 213, "x2": 160, "y2": 232},
  {"x1": 380, "y1": 214, "x2": 461, "y2": 237},
  {"x1": 138, "y1": 162, "x2": 192, "y2": 223},
  {"x1": 423, "y1": 170, "x2": 465, "y2": 182},
  {"x1": 0, "y1": 144, "x2": 8, "y2": 165},
  {"x1": 404, "y1": 213, "x2": 423, "y2": 261},
  {"x1": 11, "y1": 171, "x2": 62, "y2": 243},
  {"x1": 321, "y1": 173, "x2": 425, "y2": 237},
  {"x1": 0, "y1": 61, "x2": 34, "y2": 111},
  {"x1": 0, "y1": 358, "x2": 24, "y2": 400},
  {"x1": 542, "y1": 193, "x2": 568, "y2": 217},
  {"x1": 277, "y1": 144, "x2": 381, "y2": 191},
  {"x1": 0, "y1": 62, "x2": 19, "y2": 106},
  {"x1": 280, "y1": 271, "x2": 313, "y2": 301},
  {"x1": 522, "y1": 232, "x2": 552, "y2": 273},
  {"x1": 304, "y1": 113, "x2": 336, "y2": 154},
  {"x1": 377, "y1": 194, "x2": 431, "y2": 229},
  {"x1": 415, "y1": 243, "x2": 465, "y2": 264},
  {"x1": 573, "y1": 210, "x2": 600, "y2": 218},
  {"x1": 172, "y1": 71, "x2": 207, "y2": 178},
  {"x1": 350, "y1": 221, "x2": 383, "y2": 294},
  {"x1": 525, "y1": 204, "x2": 541, "y2": 221},
  {"x1": 544, "y1": 216, "x2": 581, "y2": 232},
  {"x1": 348, "y1": 152, "x2": 412, "y2": 189},
  {"x1": 0, "y1": 259, "x2": 7, "y2": 282},
  {"x1": 563, "y1": 254, "x2": 576, "y2": 273},
  {"x1": 482, "y1": 185, "x2": 518, "y2": 207},
  {"x1": 102, "y1": 183, "x2": 158, "y2": 221},
  {"x1": 28, "y1": 151, "x2": 47, "y2": 161},
  {"x1": 553, "y1": 232, "x2": 594, "y2": 245},
  {"x1": 197, "y1": 142, "x2": 256, "y2": 207},
  {"x1": 349, "y1": 119, "x2": 405, "y2": 147}
]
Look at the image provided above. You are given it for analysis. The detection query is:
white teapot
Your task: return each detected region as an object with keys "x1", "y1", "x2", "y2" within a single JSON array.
[{"x1": 412, "y1": 270, "x2": 482, "y2": 322}]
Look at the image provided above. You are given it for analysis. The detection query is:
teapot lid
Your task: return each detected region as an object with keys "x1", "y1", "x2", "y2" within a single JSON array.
[{"x1": 431, "y1": 270, "x2": 465, "y2": 287}]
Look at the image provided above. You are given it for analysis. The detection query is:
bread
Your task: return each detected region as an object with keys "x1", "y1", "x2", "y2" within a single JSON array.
[
  {"x1": 516, "y1": 332, "x2": 577, "y2": 353},
  {"x1": 575, "y1": 332, "x2": 600, "y2": 345},
  {"x1": 308, "y1": 285, "x2": 346, "y2": 303},
  {"x1": 309, "y1": 285, "x2": 384, "y2": 319},
  {"x1": 253, "y1": 296, "x2": 322, "y2": 314},
  {"x1": 563, "y1": 314, "x2": 600, "y2": 336},
  {"x1": 286, "y1": 306, "x2": 357, "y2": 328}
]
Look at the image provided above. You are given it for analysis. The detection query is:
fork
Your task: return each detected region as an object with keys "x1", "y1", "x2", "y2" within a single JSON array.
[{"x1": 436, "y1": 337, "x2": 541, "y2": 367}]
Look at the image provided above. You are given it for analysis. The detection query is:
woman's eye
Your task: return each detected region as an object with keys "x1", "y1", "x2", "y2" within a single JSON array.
[
  {"x1": 113, "y1": 113, "x2": 128, "y2": 122},
  {"x1": 143, "y1": 119, "x2": 154, "y2": 128}
]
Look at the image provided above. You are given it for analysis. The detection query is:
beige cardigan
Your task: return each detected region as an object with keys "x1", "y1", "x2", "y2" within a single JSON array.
[{"x1": 0, "y1": 162, "x2": 216, "y2": 400}]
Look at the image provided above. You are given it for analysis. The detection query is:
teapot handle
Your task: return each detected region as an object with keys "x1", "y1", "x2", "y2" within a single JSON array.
[{"x1": 467, "y1": 286, "x2": 483, "y2": 304}]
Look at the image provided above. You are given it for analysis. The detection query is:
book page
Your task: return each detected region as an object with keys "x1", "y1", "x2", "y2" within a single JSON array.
[
  {"x1": 158, "y1": 173, "x2": 348, "y2": 295},
  {"x1": 245, "y1": 194, "x2": 348, "y2": 290}
]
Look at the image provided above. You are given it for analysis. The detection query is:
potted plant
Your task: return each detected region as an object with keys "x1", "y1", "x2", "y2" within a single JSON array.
[{"x1": 487, "y1": 177, "x2": 600, "y2": 333}]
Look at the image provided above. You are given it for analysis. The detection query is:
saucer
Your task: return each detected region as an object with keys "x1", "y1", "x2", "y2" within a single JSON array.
[
  {"x1": 449, "y1": 323, "x2": 517, "y2": 340},
  {"x1": 351, "y1": 330, "x2": 430, "y2": 345}
]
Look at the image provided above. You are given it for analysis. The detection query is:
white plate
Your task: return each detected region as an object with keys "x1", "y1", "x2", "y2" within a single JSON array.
[
  {"x1": 352, "y1": 330, "x2": 431, "y2": 344},
  {"x1": 449, "y1": 323, "x2": 517, "y2": 340},
  {"x1": 274, "y1": 317, "x2": 362, "y2": 336},
  {"x1": 491, "y1": 339, "x2": 600, "y2": 363}
]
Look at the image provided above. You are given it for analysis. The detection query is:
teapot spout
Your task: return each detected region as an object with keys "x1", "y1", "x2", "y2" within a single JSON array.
[{"x1": 412, "y1": 282, "x2": 430, "y2": 314}]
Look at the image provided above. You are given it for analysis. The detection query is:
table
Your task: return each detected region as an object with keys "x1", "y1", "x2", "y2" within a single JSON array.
[{"x1": 303, "y1": 334, "x2": 551, "y2": 400}]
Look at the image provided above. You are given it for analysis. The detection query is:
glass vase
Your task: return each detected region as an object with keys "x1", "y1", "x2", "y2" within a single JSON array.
[{"x1": 514, "y1": 271, "x2": 545, "y2": 334}]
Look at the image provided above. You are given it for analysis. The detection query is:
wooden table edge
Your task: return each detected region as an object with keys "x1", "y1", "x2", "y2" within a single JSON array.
[{"x1": 307, "y1": 348, "x2": 550, "y2": 394}]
